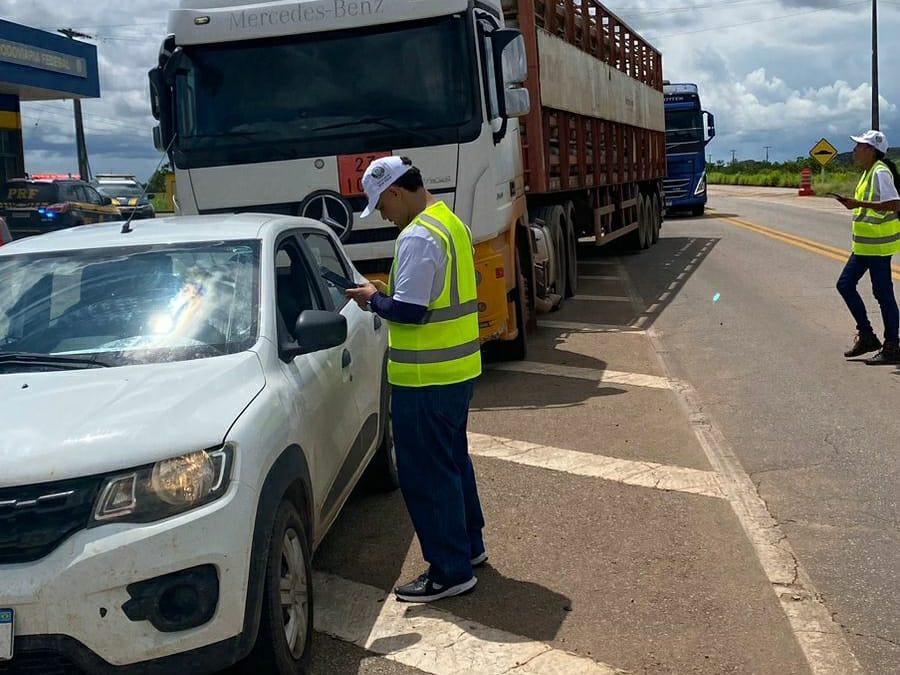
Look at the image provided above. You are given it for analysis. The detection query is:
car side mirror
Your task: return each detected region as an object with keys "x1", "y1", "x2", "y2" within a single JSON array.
[
  {"x1": 283, "y1": 310, "x2": 347, "y2": 358},
  {"x1": 101, "y1": 196, "x2": 113, "y2": 206}
]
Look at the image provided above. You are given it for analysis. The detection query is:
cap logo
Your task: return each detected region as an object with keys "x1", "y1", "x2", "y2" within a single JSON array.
[{"x1": 372, "y1": 166, "x2": 386, "y2": 179}]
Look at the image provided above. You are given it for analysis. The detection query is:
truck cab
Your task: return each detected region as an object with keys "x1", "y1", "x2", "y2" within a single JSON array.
[{"x1": 663, "y1": 82, "x2": 715, "y2": 216}]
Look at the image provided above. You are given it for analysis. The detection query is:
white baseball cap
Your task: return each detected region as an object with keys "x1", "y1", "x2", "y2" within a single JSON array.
[
  {"x1": 360, "y1": 156, "x2": 412, "y2": 218},
  {"x1": 851, "y1": 129, "x2": 889, "y2": 154}
]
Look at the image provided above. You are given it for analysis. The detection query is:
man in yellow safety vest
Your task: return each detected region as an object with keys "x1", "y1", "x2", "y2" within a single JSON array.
[
  {"x1": 346, "y1": 156, "x2": 486, "y2": 602},
  {"x1": 835, "y1": 130, "x2": 900, "y2": 365}
]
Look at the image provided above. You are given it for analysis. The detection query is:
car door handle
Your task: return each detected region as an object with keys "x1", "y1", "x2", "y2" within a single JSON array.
[{"x1": 341, "y1": 350, "x2": 352, "y2": 369}]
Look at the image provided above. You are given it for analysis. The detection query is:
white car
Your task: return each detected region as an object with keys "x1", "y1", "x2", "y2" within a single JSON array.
[{"x1": 0, "y1": 215, "x2": 397, "y2": 674}]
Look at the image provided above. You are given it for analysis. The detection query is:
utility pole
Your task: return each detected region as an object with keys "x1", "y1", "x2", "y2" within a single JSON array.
[
  {"x1": 57, "y1": 28, "x2": 93, "y2": 182},
  {"x1": 731, "y1": 149, "x2": 737, "y2": 165},
  {"x1": 872, "y1": 0, "x2": 879, "y2": 130},
  {"x1": 764, "y1": 146, "x2": 772, "y2": 163}
]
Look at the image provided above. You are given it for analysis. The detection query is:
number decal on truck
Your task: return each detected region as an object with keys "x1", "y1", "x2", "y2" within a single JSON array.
[{"x1": 338, "y1": 152, "x2": 391, "y2": 197}]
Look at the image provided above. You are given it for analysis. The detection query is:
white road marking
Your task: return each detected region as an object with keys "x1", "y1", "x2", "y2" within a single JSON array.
[
  {"x1": 469, "y1": 433, "x2": 725, "y2": 499},
  {"x1": 313, "y1": 572, "x2": 625, "y2": 675},
  {"x1": 488, "y1": 360, "x2": 674, "y2": 391},
  {"x1": 537, "y1": 320, "x2": 646, "y2": 334},
  {"x1": 572, "y1": 294, "x2": 632, "y2": 303},
  {"x1": 614, "y1": 259, "x2": 864, "y2": 674}
]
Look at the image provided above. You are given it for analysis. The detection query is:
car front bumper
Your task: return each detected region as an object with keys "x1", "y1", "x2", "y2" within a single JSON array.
[{"x1": 0, "y1": 479, "x2": 258, "y2": 670}]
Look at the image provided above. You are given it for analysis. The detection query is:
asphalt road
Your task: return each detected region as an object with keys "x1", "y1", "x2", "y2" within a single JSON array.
[
  {"x1": 238, "y1": 183, "x2": 897, "y2": 674},
  {"x1": 624, "y1": 185, "x2": 899, "y2": 673}
]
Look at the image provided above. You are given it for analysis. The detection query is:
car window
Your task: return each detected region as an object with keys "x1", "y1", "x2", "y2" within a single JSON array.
[
  {"x1": 0, "y1": 241, "x2": 261, "y2": 365},
  {"x1": 302, "y1": 232, "x2": 351, "y2": 309},
  {"x1": 83, "y1": 186, "x2": 103, "y2": 205},
  {"x1": 275, "y1": 237, "x2": 322, "y2": 340},
  {"x1": 68, "y1": 185, "x2": 88, "y2": 203}
]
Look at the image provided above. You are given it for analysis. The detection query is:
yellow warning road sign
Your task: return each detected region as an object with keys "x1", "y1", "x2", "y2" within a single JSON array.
[{"x1": 810, "y1": 138, "x2": 839, "y2": 167}]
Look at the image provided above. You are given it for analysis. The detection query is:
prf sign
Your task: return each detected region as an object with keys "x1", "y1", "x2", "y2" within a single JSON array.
[{"x1": 0, "y1": 38, "x2": 87, "y2": 78}]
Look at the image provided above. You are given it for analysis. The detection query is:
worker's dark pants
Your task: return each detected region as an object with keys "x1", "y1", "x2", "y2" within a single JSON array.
[
  {"x1": 391, "y1": 380, "x2": 485, "y2": 586},
  {"x1": 837, "y1": 253, "x2": 899, "y2": 344}
]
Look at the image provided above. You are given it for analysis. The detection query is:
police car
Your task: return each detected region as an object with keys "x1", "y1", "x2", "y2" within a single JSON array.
[
  {"x1": 0, "y1": 178, "x2": 121, "y2": 240},
  {"x1": 0, "y1": 214, "x2": 396, "y2": 673}
]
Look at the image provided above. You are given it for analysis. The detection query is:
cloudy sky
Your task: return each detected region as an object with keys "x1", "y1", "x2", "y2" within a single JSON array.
[{"x1": 5, "y1": 0, "x2": 899, "y2": 179}]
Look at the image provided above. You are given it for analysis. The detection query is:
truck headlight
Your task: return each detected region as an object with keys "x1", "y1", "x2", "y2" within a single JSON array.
[
  {"x1": 694, "y1": 172, "x2": 707, "y2": 196},
  {"x1": 92, "y1": 446, "x2": 233, "y2": 524}
]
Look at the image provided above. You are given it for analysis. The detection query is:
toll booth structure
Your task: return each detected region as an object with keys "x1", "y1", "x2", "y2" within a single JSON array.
[{"x1": 0, "y1": 19, "x2": 100, "y2": 184}]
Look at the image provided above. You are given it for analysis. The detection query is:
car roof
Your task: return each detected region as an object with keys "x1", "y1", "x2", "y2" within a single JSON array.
[{"x1": 0, "y1": 214, "x2": 335, "y2": 255}]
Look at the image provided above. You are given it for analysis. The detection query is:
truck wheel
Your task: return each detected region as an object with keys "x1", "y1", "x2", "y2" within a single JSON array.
[
  {"x1": 639, "y1": 196, "x2": 652, "y2": 250},
  {"x1": 564, "y1": 203, "x2": 578, "y2": 298},
  {"x1": 651, "y1": 195, "x2": 662, "y2": 244},
  {"x1": 249, "y1": 501, "x2": 313, "y2": 674},
  {"x1": 691, "y1": 204, "x2": 705, "y2": 217},
  {"x1": 496, "y1": 246, "x2": 529, "y2": 362},
  {"x1": 365, "y1": 391, "x2": 400, "y2": 492}
]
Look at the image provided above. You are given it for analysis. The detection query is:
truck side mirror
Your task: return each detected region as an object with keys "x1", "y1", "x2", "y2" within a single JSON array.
[
  {"x1": 149, "y1": 67, "x2": 175, "y2": 152},
  {"x1": 704, "y1": 111, "x2": 716, "y2": 142},
  {"x1": 489, "y1": 29, "x2": 531, "y2": 143}
]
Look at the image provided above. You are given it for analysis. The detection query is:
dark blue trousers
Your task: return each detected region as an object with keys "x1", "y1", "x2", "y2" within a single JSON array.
[
  {"x1": 391, "y1": 380, "x2": 485, "y2": 586},
  {"x1": 837, "y1": 254, "x2": 899, "y2": 344}
]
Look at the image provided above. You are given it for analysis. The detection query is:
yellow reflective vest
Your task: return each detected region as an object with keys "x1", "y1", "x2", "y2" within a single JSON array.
[
  {"x1": 387, "y1": 201, "x2": 481, "y2": 387},
  {"x1": 852, "y1": 161, "x2": 900, "y2": 256}
]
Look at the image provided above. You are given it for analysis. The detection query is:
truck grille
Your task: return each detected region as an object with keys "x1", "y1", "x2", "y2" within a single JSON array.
[
  {"x1": 663, "y1": 177, "x2": 692, "y2": 201},
  {"x1": 0, "y1": 476, "x2": 103, "y2": 564}
]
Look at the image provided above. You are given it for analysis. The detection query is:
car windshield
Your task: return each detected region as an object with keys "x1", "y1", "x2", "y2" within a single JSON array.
[
  {"x1": 0, "y1": 240, "x2": 260, "y2": 366},
  {"x1": 97, "y1": 185, "x2": 144, "y2": 198},
  {"x1": 1, "y1": 182, "x2": 59, "y2": 206},
  {"x1": 173, "y1": 14, "x2": 476, "y2": 167}
]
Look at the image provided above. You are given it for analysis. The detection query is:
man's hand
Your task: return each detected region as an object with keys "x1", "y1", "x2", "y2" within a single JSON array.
[
  {"x1": 346, "y1": 282, "x2": 379, "y2": 310},
  {"x1": 839, "y1": 197, "x2": 859, "y2": 210}
]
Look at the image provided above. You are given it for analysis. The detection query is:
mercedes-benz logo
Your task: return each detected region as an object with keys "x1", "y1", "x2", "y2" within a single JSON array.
[{"x1": 299, "y1": 191, "x2": 354, "y2": 243}]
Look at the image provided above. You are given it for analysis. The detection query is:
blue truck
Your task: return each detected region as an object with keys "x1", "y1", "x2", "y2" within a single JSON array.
[{"x1": 663, "y1": 82, "x2": 715, "y2": 216}]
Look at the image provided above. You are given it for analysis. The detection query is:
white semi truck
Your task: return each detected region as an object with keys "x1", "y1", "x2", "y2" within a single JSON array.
[{"x1": 150, "y1": 0, "x2": 666, "y2": 359}]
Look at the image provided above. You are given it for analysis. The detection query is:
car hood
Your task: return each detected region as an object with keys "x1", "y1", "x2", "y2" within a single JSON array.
[{"x1": 0, "y1": 351, "x2": 266, "y2": 487}]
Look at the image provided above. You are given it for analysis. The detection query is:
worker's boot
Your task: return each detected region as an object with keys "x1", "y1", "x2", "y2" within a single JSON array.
[
  {"x1": 844, "y1": 332, "x2": 881, "y2": 358},
  {"x1": 865, "y1": 342, "x2": 900, "y2": 365}
]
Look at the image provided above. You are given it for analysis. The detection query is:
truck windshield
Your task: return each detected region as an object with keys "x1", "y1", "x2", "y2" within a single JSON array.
[
  {"x1": 665, "y1": 110, "x2": 704, "y2": 146},
  {"x1": 0, "y1": 241, "x2": 260, "y2": 367},
  {"x1": 174, "y1": 15, "x2": 478, "y2": 168}
]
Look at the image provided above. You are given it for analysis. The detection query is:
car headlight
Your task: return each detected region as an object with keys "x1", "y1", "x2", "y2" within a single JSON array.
[{"x1": 91, "y1": 446, "x2": 233, "y2": 524}]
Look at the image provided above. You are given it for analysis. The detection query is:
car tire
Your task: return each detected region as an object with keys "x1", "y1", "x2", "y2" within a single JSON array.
[
  {"x1": 249, "y1": 500, "x2": 313, "y2": 674},
  {"x1": 365, "y1": 396, "x2": 400, "y2": 492}
]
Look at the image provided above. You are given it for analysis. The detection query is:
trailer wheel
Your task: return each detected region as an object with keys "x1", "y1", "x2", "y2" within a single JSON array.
[
  {"x1": 564, "y1": 203, "x2": 578, "y2": 298},
  {"x1": 639, "y1": 196, "x2": 652, "y2": 250},
  {"x1": 651, "y1": 194, "x2": 662, "y2": 244}
]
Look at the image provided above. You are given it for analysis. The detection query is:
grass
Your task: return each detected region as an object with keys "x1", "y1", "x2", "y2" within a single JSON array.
[
  {"x1": 708, "y1": 170, "x2": 858, "y2": 197},
  {"x1": 151, "y1": 193, "x2": 174, "y2": 214}
]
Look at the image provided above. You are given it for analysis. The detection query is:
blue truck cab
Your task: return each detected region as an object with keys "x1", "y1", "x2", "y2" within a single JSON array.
[{"x1": 663, "y1": 82, "x2": 715, "y2": 216}]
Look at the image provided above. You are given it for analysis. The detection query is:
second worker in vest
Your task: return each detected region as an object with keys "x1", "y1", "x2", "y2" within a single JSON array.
[
  {"x1": 836, "y1": 130, "x2": 900, "y2": 365},
  {"x1": 346, "y1": 156, "x2": 486, "y2": 602}
]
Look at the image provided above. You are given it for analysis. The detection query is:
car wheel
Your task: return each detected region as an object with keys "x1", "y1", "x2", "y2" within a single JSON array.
[
  {"x1": 365, "y1": 396, "x2": 400, "y2": 492},
  {"x1": 250, "y1": 500, "x2": 312, "y2": 674}
]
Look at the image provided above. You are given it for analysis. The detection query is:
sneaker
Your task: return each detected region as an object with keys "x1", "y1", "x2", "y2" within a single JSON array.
[
  {"x1": 844, "y1": 332, "x2": 882, "y2": 358},
  {"x1": 471, "y1": 551, "x2": 489, "y2": 567},
  {"x1": 865, "y1": 343, "x2": 900, "y2": 365},
  {"x1": 394, "y1": 572, "x2": 477, "y2": 603}
]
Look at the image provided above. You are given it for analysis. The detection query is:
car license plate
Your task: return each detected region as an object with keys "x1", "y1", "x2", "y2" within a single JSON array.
[
  {"x1": 337, "y1": 152, "x2": 391, "y2": 197},
  {"x1": 0, "y1": 608, "x2": 13, "y2": 660},
  {"x1": 10, "y1": 212, "x2": 29, "y2": 219}
]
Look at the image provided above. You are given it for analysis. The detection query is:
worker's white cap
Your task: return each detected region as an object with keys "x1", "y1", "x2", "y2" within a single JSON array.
[
  {"x1": 851, "y1": 129, "x2": 889, "y2": 154},
  {"x1": 360, "y1": 156, "x2": 412, "y2": 218}
]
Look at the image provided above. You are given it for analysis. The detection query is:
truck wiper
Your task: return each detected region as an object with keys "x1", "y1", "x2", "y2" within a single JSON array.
[
  {"x1": 311, "y1": 116, "x2": 442, "y2": 144},
  {"x1": 0, "y1": 351, "x2": 112, "y2": 369}
]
